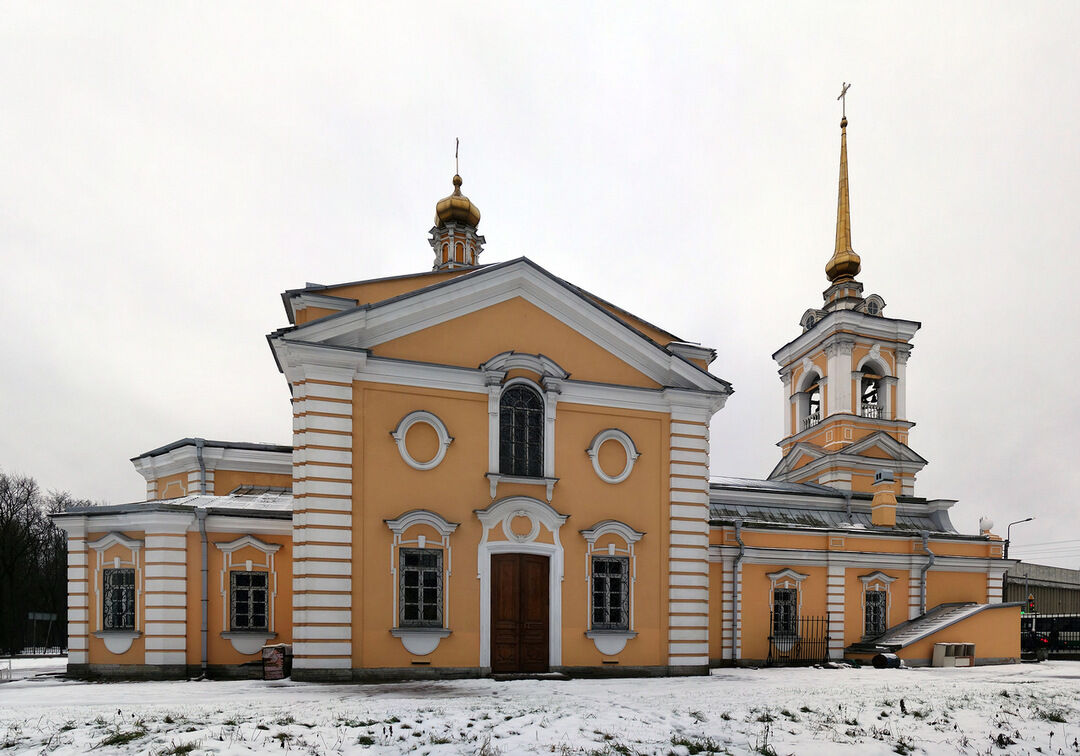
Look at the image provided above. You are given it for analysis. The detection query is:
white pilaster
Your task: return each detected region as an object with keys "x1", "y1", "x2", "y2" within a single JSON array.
[
  {"x1": 826, "y1": 566, "x2": 846, "y2": 659},
  {"x1": 667, "y1": 410, "x2": 711, "y2": 667},
  {"x1": 291, "y1": 370, "x2": 354, "y2": 675}
]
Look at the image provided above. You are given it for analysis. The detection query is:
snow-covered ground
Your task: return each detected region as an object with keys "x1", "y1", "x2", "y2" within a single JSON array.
[{"x1": 0, "y1": 658, "x2": 1078, "y2": 754}]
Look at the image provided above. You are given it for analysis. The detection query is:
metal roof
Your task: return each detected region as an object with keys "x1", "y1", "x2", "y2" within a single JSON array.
[
  {"x1": 709, "y1": 476, "x2": 961, "y2": 534},
  {"x1": 711, "y1": 476, "x2": 841, "y2": 497},
  {"x1": 131, "y1": 437, "x2": 292, "y2": 462},
  {"x1": 708, "y1": 500, "x2": 955, "y2": 534},
  {"x1": 55, "y1": 488, "x2": 293, "y2": 519}
]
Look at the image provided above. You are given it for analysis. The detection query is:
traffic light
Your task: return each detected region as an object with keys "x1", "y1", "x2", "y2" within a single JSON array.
[{"x1": 1027, "y1": 594, "x2": 1036, "y2": 614}]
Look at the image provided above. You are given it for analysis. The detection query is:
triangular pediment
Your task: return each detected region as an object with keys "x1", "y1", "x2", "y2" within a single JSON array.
[
  {"x1": 276, "y1": 258, "x2": 729, "y2": 393},
  {"x1": 769, "y1": 432, "x2": 926, "y2": 482},
  {"x1": 845, "y1": 432, "x2": 927, "y2": 464}
]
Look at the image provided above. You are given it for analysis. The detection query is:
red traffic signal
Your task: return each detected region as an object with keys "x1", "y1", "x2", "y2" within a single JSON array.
[{"x1": 1027, "y1": 594, "x2": 1036, "y2": 613}]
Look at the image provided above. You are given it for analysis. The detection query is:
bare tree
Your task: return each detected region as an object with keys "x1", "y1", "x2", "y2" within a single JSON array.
[{"x1": 0, "y1": 473, "x2": 87, "y2": 654}]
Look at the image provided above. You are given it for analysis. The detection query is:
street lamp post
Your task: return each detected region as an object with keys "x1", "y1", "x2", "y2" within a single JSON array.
[{"x1": 1004, "y1": 517, "x2": 1034, "y2": 559}]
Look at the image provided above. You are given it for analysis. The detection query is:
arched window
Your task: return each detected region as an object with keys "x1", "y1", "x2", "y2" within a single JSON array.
[
  {"x1": 800, "y1": 373, "x2": 822, "y2": 431},
  {"x1": 499, "y1": 384, "x2": 544, "y2": 477},
  {"x1": 860, "y1": 366, "x2": 881, "y2": 418}
]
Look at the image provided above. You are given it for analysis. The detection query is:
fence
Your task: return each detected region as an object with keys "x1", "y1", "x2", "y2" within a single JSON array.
[
  {"x1": 1028, "y1": 614, "x2": 1080, "y2": 656},
  {"x1": 766, "y1": 614, "x2": 831, "y2": 666}
]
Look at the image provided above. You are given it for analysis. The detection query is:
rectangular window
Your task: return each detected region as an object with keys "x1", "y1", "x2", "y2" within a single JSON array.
[
  {"x1": 772, "y1": 588, "x2": 798, "y2": 638},
  {"x1": 230, "y1": 571, "x2": 269, "y2": 631},
  {"x1": 865, "y1": 589, "x2": 888, "y2": 636},
  {"x1": 103, "y1": 568, "x2": 136, "y2": 630},
  {"x1": 399, "y1": 548, "x2": 443, "y2": 627},
  {"x1": 591, "y1": 556, "x2": 629, "y2": 630}
]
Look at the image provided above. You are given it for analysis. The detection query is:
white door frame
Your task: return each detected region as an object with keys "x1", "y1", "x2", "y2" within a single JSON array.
[{"x1": 476, "y1": 496, "x2": 567, "y2": 669}]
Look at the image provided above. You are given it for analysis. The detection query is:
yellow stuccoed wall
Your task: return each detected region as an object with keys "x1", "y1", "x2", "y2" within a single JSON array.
[{"x1": 350, "y1": 379, "x2": 670, "y2": 670}]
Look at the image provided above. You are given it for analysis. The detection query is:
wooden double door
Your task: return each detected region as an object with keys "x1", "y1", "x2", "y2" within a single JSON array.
[{"x1": 490, "y1": 553, "x2": 549, "y2": 673}]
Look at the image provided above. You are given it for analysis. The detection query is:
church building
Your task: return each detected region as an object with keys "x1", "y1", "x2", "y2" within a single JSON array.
[{"x1": 53, "y1": 113, "x2": 1020, "y2": 679}]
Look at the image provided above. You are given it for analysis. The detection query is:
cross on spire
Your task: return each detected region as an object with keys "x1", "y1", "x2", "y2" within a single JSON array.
[
  {"x1": 837, "y1": 82, "x2": 851, "y2": 120},
  {"x1": 455, "y1": 137, "x2": 459, "y2": 175}
]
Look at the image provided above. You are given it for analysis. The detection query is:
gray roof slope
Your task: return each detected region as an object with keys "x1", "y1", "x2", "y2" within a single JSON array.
[
  {"x1": 709, "y1": 500, "x2": 955, "y2": 533},
  {"x1": 711, "y1": 476, "x2": 839, "y2": 496},
  {"x1": 132, "y1": 437, "x2": 292, "y2": 462},
  {"x1": 709, "y1": 476, "x2": 961, "y2": 535},
  {"x1": 53, "y1": 488, "x2": 293, "y2": 520}
]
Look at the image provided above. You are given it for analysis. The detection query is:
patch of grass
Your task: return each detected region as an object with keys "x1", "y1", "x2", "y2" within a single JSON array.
[
  {"x1": 780, "y1": 709, "x2": 799, "y2": 721},
  {"x1": 719, "y1": 711, "x2": 732, "y2": 721},
  {"x1": 893, "y1": 735, "x2": 915, "y2": 755},
  {"x1": 1038, "y1": 708, "x2": 1067, "y2": 723},
  {"x1": 356, "y1": 734, "x2": 375, "y2": 746},
  {"x1": 272, "y1": 731, "x2": 292, "y2": 744},
  {"x1": 670, "y1": 734, "x2": 727, "y2": 754},
  {"x1": 430, "y1": 734, "x2": 453, "y2": 744},
  {"x1": 755, "y1": 711, "x2": 775, "y2": 723},
  {"x1": 163, "y1": 714, "x2": 175, "y2": 724},
  {"x1": 275, "y1": 714, "x2": 295, "y2": 726},
  {"x1": 340, "y1": 718, "x2": 379, "y2": 728},
  {"x1": 799, "y1": 705, "x2": 813, "y2": 714},
  {"x1": 157, "y1": 741, "x2": 200, "y2": 755},
  {"x1": 689, "y1": 710, "x2": 707, "y2": 723},
  {"x1": 255, "y1": 723, "x2": 269, "y2": 731},
  {"x1": 994, "y1": 732, "x2": 1016, "y2": 747},
  {"x1": 386, "y1": 715, "x2": 401, "y2": 724},
  {"x1": 59, "y1": 721, "x2": 76, "y2": 732},
  {"x1": 98, "y1": 729, "x2": 146, "y2": 747}
]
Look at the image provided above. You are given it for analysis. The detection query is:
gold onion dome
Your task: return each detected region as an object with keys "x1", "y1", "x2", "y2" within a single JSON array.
[
  {"x1": 434, "y1": 174, "x2": 481, "y2": 227},
  {"x1": 825, "y1": 115, "x2": 862, "y2": 283}
]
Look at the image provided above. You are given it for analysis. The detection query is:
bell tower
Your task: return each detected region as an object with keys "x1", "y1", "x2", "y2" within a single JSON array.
[
  {"x1": 429, "y1": 141, "x2": 485, "y2": 270},
  {"x1": 769, "y1": 89, "x2": 925, "y2": 496}
]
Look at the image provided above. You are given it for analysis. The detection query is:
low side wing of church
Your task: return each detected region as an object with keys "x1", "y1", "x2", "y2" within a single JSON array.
[{"x1": 52, "y1": 117, "x2": 1019, "y2": 680}]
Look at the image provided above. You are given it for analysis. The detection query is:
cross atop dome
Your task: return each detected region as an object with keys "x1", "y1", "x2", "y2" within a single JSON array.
[{"x1": 429, "y1": 139, "x2": 486, "y2": 270}]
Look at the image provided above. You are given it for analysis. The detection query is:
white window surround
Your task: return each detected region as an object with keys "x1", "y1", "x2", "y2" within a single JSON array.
[
  {"x1": 483, "y1": 352, "x2": 566, "y2": 500},
  {"x1": 214, "y1": 535, "x2": 281, "y2": 655},
  {"x1": 859, "y1": 570, "x2": 897, "y2": 637},
  {"x1": 854, "y1": 347, "x2": 896, "y2": 419},
  {"x1": 767, "y1": 568, "x2": 808, "y2": 651},
  {"x1": 795, "y1": 369, "x2": 825, "y2": 427},
  {"x1": 586, "y1": 429, "x2": 641, "y2": 484},
  {"x1": 476, "y1": 496, "x2": 568, "y2": 669},
  {"x1": 766, "y1": 568, "x2": 808, "y2": 613},
  {"x1": 581, "y1": 520, "x2": 644, "y2": 655},
  {"x1": 385, "y1": 509, "x2": 459, "y2": 656},
  {"x1": 88, "y1": 532, "x2": 144, "y2": 655},
  {"x1": 391, "y1": 410, "x2": 454, "y2": 471}
]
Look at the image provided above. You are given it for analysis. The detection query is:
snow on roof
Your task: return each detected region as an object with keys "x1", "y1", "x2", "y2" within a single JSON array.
[{"x1": 57, "y1": 487, "x2": 293, "y2": 519}]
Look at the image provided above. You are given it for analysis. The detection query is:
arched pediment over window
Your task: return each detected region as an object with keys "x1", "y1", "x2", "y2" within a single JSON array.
[{"x1": 480, "y1": 351, "x2": 569, "y2": 381}]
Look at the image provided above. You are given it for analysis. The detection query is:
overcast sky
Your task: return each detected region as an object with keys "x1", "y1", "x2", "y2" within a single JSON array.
[{"x1": 1, "y1": 3, "x2": 1078, "y2": 567}]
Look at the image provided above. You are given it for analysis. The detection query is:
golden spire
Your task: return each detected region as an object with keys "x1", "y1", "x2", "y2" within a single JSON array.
[{"x1": 826, "y1": 83, "x2": 862, "y2": 284}]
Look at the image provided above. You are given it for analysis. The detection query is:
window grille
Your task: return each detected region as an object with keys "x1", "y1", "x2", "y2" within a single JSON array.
[
  {"x1": 399, "y1": 548, "x2": 443, "y2": 627},
  {"x1": 865, "y1": 589, "x2": 888, "y2": 636},
  {"x1": 103, "y1": 568, "x2": 135, "y2": 630},
  {"x1": 499, "y1": 385, "x2": 544, "y2": 477},
  {"x1": 230, "y1": 571, "x2": 269, "y2": 631},
  {"x1": 591, "y1": 556, "x2": 629, "y2": 630},
  {"x1": 772, "y1": 588, "x2": 798, "y2": 638}
]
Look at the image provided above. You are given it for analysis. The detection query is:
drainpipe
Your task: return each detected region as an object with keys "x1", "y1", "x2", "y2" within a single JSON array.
[
  {"x1": 195, "y1": 438, "x2": 207, "y2": 495},
  {"x1": 732, "y1": 519, "x2": 745, "y2": 663},
  {"x1": 919, "y1": 530, "x2": 935, "y2": 616},
  {"x1": 196, "y1": 507, "x2": 209, "y2": 677},
  {"x1": 842, "y1": 490, "x2": 853, "y2": 523}
]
